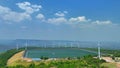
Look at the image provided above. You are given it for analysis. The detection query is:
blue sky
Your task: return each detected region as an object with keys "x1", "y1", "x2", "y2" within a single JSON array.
[{"x1": 0, "y1": 0, "x2": 120, "y2": 41}]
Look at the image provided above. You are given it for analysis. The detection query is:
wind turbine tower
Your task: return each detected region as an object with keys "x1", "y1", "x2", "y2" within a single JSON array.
[
  {"x1": 44, "y1": 43, "x2": 47, "y2": 48},
  {"x1": 77, "y1": 41, "x2": 79, "y2": 48},
  {"x1": 16, "y1": 43, "x2": 19, "y2": 50},
  {"x1": 24, "y1": 41, "x2": 28, "y2": 58},
  {"x1": 25, "y1": 41, "x2": 28, "y2": 50},
  {"x1": 98, "y1": 42, "x2": 101, "y2": 59},
  {"x1": 71, "y1": 42, "x2": 73, "y2": 48}
]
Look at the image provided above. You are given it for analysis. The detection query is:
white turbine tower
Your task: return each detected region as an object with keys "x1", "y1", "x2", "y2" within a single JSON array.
[
  {"x1": 44, "y1": 43, "x2": 47, "y2": 48},
  {"x1": 25, "y1": 41, "x2": 28, "y2": 50},
  {"x1": 26, "y1": 51, "x2": 28, "y2": 58},
  {"x1": 65, "y1": 42, "x2": 67, "y2": 48},
  {"x1": 77, "y1": 41, "x2": 79, "y2": 48},
  {"x1": 52, "y1": 42, "x2": 55, "y2": 48},
  {"x1": 58, "y1": 42, "x2": 61, "y2": 48},
  {"x1": 25, "y1": 41, "x2": 28, "y2": 58},
  {"x1": 71, "y1": 42, "x2": 73, "y2": 48},
  {"x1": 98, "y1": 42, "x2": 101, "y2": 59},
  {"x1": 16, "y1": 43, "x2": 19, "y2": 50}
]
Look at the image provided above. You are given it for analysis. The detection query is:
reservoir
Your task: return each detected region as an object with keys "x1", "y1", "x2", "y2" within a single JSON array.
[{"x1": 25, "y1": 48, "x2": 97, "y2": 58}]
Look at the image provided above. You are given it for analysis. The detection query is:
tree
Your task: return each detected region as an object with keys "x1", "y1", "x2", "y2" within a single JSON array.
[{"x1": 40, "y1": 56, "x2": 49, "y2": 60}]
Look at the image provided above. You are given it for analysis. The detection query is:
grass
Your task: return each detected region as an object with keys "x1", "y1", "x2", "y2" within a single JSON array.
[
  {"x1": 7, "y1": 51, "x2": 24, "y2": 66},
  {"x1": 101, "y1": 63, "x2": 117, "y2": 68},
  {"x1": 7, "y1": 51, "x2": 49, "y2": 67}
]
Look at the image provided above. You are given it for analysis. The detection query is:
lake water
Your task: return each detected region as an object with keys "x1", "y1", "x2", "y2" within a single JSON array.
[{"x1": 25, "y1": 48, "x2": 97, "y2": 58}]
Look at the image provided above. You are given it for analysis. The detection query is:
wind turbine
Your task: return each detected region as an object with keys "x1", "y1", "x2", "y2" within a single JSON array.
[
  {"x1": 25, "y1": 41, "x2": 28, "y2": 50},
  {"x1": 24, "y1": 40, "x2": 28, "y2": 58},
  {"x1": 77, "y1": 41, "x2": 79, "y2": 48},
  {"x1": 58, "y1": 42, "x2": 61, "y2": 48},
  {"x1": 65, "y1": 42, "x2": 67, "y2": 48},
  {"x1": 52, "y1": 41, "x2": 55, "y2": 48},
  {"x1": 16, "y1": 43, "x2": 19, "y2": 50},
  {"x1": 70, "y1": 42, "x2": 73, "y2": 48},
  {"x1": 44, "y1": 43, "x2": 47, "y2": 48},
  {"x1": 74, "y1": 40, "x2": 77, "y2": 48},
  {"x1": 25, "y1": 51, "x2": 28, "y2": 58},
  {"x1": 98, "y1": 42, "x2": 101, "y2": 60}
]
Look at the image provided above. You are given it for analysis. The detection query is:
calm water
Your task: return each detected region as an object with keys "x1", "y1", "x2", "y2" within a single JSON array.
[{"x1": 25, "y1": 48, "x2": 97, "y2": 58}]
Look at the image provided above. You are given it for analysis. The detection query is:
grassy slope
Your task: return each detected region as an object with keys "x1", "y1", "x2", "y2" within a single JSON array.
[
  {"x1": 7, "y1": 51, "x2": 24, "y2": 66},
  {"x1": 7, "y1": 51, "x2": 104, "y2": 68},
  {"x1": 7, "y1": 51, "x2": 33, "y2": 67},
  {"x1": 0, "y1": 49, "x2": 24, "y2": 67},
  {"x1": 101, "y1": 63, "x2": 117, "y2": 68}
]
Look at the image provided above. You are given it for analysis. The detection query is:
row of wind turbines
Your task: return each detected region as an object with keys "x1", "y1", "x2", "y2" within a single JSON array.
[{"x1": 16, "y1": 41, "x2": 101, "y2": 59}]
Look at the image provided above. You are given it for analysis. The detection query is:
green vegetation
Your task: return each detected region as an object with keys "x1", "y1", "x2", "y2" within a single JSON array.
[
  {"x1": 0, "y1": 47, "x2": 119, "y2": 68},
  {"x1": 101, "y1": 63, "x2": 117, "y2": 68},
  {"x1": 7, "y1": 55, "x2": 106, "y2": 68},
  {"x1": 0, "y1": 48, "x2": 24, "y2": 68},
  {"x1": 40, "y1": 56, "x2": 49, "y2": 60}
]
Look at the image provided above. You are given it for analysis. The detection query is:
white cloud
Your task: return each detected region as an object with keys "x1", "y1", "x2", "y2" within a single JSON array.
[
  {"x1": 0, "y1": 6, "x2": 10, "y2": 14},
  {"x1": 36, "y1": 13, "x2": 45, "y2": 21},
  {"x1": 0, "y1": 1, "x2": 115, "y2": 28},
  {"x1": 55, "y1": 11, "x2": 68, "y2": 17},
  {"x1": 36, "y1": 11, "x2": 113, "y2": 26},
  {"x1": 92, "y1": 20, "x2": 112, "y2": 25},
  {"x1": 47, "y1": 17, "x2": 67, "y2": 25},
  {"x1": 16, "y1": 2, "x2": 42, "y2": 14},
  {"x1": 0, "y1": 5, "x2": 31, "y2": 23},
  {"x1": 69, "y1": 16, "x2": 90, "y2": 23},
  {"x1": 3, "y1": 12, "x2": 31, "y2": 22},
  {"x1": 42, "y1": 16, "x2": 91, "y2": 25},
  {"x1": 36, "y1": 11, "x2": 68, "y2": 25}
]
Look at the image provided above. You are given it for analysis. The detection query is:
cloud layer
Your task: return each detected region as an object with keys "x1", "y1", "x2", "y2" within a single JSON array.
[
  {"x1": 0, "y1": 5, "x2": 31, "y2": 23},
  {"x1": 0, "y1": 2, "x2": 41, "y2": 23},
  {"x1": 54, "y1": 11, "x2": 68, "y2": 17},
  {"x1": 0, "y1": 1, "x2": 113, "y2": 26},
  {"x1": 92, "y1": 20, "x2": 112, "y2": 25},
  {"x1": 16, "y1": 2, "x2": 42, "y2": 14}
]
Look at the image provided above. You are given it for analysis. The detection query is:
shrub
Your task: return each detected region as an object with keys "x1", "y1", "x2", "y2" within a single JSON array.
[{"x1": 40, "y1": 56, "x2": 49, "y2": 60}]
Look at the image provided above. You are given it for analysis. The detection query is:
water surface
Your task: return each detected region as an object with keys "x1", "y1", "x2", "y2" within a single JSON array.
[{"x1": 26, "y1": 48, "x2": 97, "y2": 58}]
